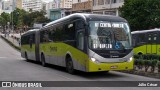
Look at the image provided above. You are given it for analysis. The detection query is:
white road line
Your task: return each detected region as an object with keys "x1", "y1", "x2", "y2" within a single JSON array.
[{"x1": 0, "y1": 57, "x2": 7, "y2": 58}]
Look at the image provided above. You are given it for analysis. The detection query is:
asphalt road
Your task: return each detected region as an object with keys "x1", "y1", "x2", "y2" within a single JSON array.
[{"x1": 0, "y1": 37, "x2": 159, "y2": 90}]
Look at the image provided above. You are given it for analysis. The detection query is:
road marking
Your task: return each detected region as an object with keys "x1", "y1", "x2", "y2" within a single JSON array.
[{"x1": 0, "y1": 57, "x2": 7, "y2": 58}]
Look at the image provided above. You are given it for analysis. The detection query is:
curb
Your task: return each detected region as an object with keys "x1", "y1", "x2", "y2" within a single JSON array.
[{"x1": 1, "y1": 35, "x2": 21, "y2": 51}]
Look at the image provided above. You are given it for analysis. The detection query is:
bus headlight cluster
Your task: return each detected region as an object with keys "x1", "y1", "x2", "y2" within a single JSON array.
[
  {"x1": 91, "y1": 58, "x2": 100, "y2": 63},
  {"x1": 128, "y1": 57, "x2": 133, "y2": 62}
]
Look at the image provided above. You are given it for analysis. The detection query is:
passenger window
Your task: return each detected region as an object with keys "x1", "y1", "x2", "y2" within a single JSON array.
[
  {"x1": 75, "y1": 20, "x2": 85, "y2": 30},
  {"x1": 77, "y1": 31, "x2": 84, "y2": 50},
  {"x1": 64, "y1": 22, "x2": 75, "y2": 40}
]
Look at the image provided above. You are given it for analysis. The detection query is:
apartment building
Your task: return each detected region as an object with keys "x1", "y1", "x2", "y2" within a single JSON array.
[
  {"x1": 16, "y1": 0, "x2": 22, "y2": 9},
  {"x1": 92, "y1": 0, "x2": 124, "y2": 16},
  {"x1": 47, "y1": 0, "x2": 72, "y2": 21},
  {"x1": 72, "y1": 0, "x2": 89, "y2": 4},
  {"x1": 46, "y1": 0, "x2": 72, "y2": 9},
  {"x1": 22, "y1": 0, "x2": 43, "y2": 12},
  {"x1": 1, "y1": 0, "x2": 12, "y2": 13},
  {"x1": 61, "y1": 0, "x2": 72, "y2": 8},
  {"x1": 72, "y1": 0, "x2": 92, "y2": 13}
]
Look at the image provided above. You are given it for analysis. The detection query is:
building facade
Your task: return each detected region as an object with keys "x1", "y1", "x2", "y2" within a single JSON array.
[
  {"x1": 22, "y1": 0, "x2": 43, "y2": 12},
  {"x1": 92, "y1": 0, "x2": 124, "y2": 16},
  {"x1": 47, "y1": 0, "x2": 72, "y2": 20},
  {"x1": 72, "y1": 0, "x2": 90, "y2": 4},
  {"x1": 16, "y1": 0, "x2": 22, "y2": 9},
  {"x1": 46, "y1": 0, "x2": 72, "y2": 9},
  {"x1": 1, "y1": 0, "x2": 12, "y2": 13},
  {"x1": 49, "y1": 8, "x2": 70, "y2": 21},
  {"x1": 72, "y1": 0, "x2": 92, "y2": 13},
  {"x1": 61, "y1": 0, "x2": 72, "y2": 9}
]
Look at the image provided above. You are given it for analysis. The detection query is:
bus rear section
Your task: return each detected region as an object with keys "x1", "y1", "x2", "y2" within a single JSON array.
[
  {"x1": 132, "y1": 29, "x2": 160, "y2": 55},
  {"x1": 21, "y1": 29, "x2": 40, "y2": 61}
]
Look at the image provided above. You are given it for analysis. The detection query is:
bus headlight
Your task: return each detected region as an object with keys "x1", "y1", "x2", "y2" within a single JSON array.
[
  {"x1": 128, "y1": 57, "x2": 133, "y2": 62},
  {"x1": 91, "y1": 58, "x2": 100, "y2": 63},
  {"x1": 91, "y1": 58, "x2": 96, "y2": 62}
]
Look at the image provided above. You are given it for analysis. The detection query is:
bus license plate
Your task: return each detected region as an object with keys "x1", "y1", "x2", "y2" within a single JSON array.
[{"x1": 110, "y1": 66, "x2": 118, "y2": 69}]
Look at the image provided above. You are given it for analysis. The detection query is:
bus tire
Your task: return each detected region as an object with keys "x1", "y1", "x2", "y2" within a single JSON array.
[
  {"x1": 138, "y1": 52, "x2": 143, "y2": 55},
  {"x1": 25, "y1": 52, "x2": 29, "y2": 62},
  {"x1": 66, "y1": 57, "x2": 75, "y2": 74},
  {"x1": 41, "y1": 54, "x2": 46, "y2": 67}
]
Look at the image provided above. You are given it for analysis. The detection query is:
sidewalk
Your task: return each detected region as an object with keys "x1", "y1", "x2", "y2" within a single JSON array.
[{"x1": 0, "y1": 33, "x2": 20, "y2": 47}]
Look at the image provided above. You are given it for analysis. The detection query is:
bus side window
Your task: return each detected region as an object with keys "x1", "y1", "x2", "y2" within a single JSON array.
[
  {"x1": 77, "y1": 31, "x2": 84, "y2": 50},
  {"x1": 63, "y1": 22, "x2": 76, "y2": 47},
  {"x1": 55, "y1": 24, "x2": 64, "y2": 41},
  {"x1": 75, "y1": 20, "x2": 85, "y2": 30},
  {"x1": 65, "y1": 22, "x2": 75, "y2": 40},
  {"x1": 40, "y1": 31, "x2": 44, "y2": 43},
  {"x1": 29, "y1": 34, "x2": 33, "y2": 48},
  {"x1": 48, "y1": 28, "x2": 55, "y2": 42},
  {"x1": 137, "y1": 34, "x2": 146, "y2": 45},
  {"x1": 132, "y1": 34, "x2": 136, "y2": 47},
  {"x1": 153, "y1": 33, "x2": 157, "y2": 44},
  {"x1": 43, "y1": 30, "x2": 50, "y2": 42},
  {"x1": 147, "y1": 34, "x2": 152, "y2": 44}
]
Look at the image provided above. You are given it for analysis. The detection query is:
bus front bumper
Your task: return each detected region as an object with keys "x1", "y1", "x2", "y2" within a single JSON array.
[{"x1": 87, "y1": 59, "x2": 134, "y2": 72}]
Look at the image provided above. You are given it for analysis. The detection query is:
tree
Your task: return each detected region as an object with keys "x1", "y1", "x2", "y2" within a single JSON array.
[
  {"x1": 10, "y1": 8, "x2": 28, "y2": 30},
  {"x1": 1, "y1": 12, "x2": 10, "y2": 24},
  {"x1": 119, "y1": 0, "x2": 160, "y2": 31},
  {"x1": 0, "y1": 12, "x2": 10, "y2": 31},
  {"x1": 0, "y1": 16, "x2": 6, "y2": 31},
  {"x1": 24, "y1": 10, "x2": 50, "y2": 26}
]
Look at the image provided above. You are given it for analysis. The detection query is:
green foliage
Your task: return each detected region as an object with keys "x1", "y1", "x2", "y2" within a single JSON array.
[
  {"x1": 0, "y1": 12, "x2": 10, "y2": 31},
  {"x1": 144, "y1": 60, "x2": 150, "y2": 66},
  {"x1": 157, "y1": 61, "x2": 160, "y2": 68},
  {"x1": 11, "y1": 8, "x2": 27, "y2": 28},
  {"x1": 0, "y1": 16, "x2": 5, "y2": 26},
  {"x1": 119, "y1": 0, "x2": 160, "y2": 31},
  {"x1": 134, "y1": 59, "x2": 138, "y2": 65},
  {"x1": 134, "y1": 54, "x2": 160, "y2": 72},
  {"x1": 142, "y1": 54, "x2": 149, "y2": 60},
  {"x1": 1, "y1": 8, "x2": 50, "y2": 29},
  {"x1": 134, "y1": 54, "x2": 140, "y2": 59},
  {"x1": 158, "y1": 61, "x2": 160, "y2": 73},
  {"x1": 1, "y1": 12, "x2": 10, "y2": 24},
  {"x1": 22, "y1": 10, "x2": 50, "y2": 27},
  {"x1": 137, "y1": 59, "x2": 144, "y2": 69},
  {"x1": 144, "y1": 60, "x2": 151, "y2": 72},
  {"x1": 150, "y1": 60, "x2": 157, "y2": 67}
]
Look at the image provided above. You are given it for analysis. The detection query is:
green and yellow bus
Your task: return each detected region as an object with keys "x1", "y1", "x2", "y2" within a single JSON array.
[
  {"x1": 21, "y1": 13, "x2": 134, "y2": 73},
  {"x1": 132, "y1": 29, "x2": 160, "y2": 55}
]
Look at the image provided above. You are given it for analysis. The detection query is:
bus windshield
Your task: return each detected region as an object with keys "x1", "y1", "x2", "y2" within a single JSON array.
[{"x1": 89, "y1": 21, "x2": 132, "y2": 50}]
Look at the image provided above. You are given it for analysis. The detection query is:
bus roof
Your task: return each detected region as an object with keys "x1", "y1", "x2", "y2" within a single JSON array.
[
  {"x1": 22, "y1": 29, "x2": 39, "y2": 36},
  {"x1": 44, "y1": 13, "x2": 127, "y2": 28},
  {"x1": 131, "y1": 29, "x2": 160, "y2": 34}
]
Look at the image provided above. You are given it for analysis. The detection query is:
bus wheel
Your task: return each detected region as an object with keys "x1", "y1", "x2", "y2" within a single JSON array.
[
  {"x1": 41, "y1": 54, "x2": 46, "y2": 67},
  {"x1": 66, "y1": 58, "x2": 75, "y2": 74},
  {"x1": 25, "y1": 52, "x2": 29, "y2": 62}
]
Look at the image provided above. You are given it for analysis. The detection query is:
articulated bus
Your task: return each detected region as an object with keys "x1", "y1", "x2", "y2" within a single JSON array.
[
  {"x1": 21, "y1": 13, "x2": 134, "y2": 73},
  {"x1": 132, "y1": 29, "x2": 160, "y2": 55}
]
